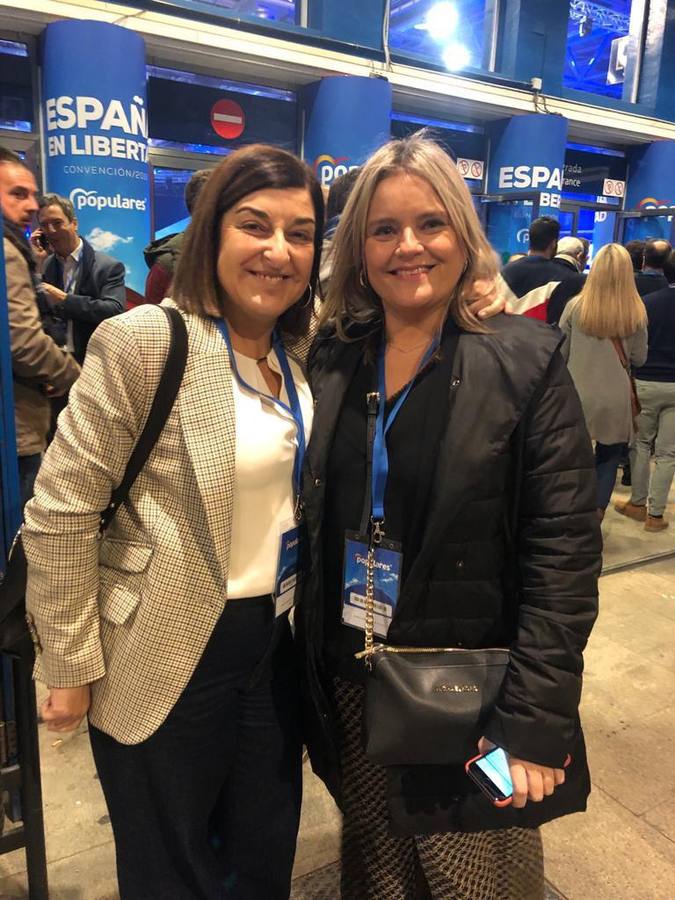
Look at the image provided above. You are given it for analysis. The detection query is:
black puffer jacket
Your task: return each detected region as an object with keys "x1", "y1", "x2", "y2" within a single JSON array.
[{"x1": 298, "y1": 313, "x2": 602, "y2": 835}]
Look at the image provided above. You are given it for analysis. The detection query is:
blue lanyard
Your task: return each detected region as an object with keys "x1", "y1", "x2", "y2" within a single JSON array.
[
  {"x1": 213, "y1": 318, "x2": 306, "y2": 515},
  {"x1": 371, "y1": 337, "x2": 440, "y2": 526}
]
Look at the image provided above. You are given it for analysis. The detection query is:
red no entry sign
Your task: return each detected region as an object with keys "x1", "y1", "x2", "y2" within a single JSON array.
[{"x1": 211, "y1": 99, "x2": 245, "y2": 140}]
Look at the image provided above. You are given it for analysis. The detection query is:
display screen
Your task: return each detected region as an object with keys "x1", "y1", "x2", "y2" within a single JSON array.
[{"x1": 475, "y1": 748, "x2": 513, "y2": 798}]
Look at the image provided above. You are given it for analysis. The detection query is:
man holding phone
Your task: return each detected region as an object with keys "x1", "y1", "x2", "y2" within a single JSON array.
[
  {"x1": 0, "y1": 146, "x2": 80, "y2": 504},
  {"x1": 32, "y1": 193, "x2": 126, "y2": 364}
]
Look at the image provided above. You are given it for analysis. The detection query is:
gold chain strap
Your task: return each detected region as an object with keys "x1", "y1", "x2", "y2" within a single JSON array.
[{"x1": 364, "y1": 543, "x2": 376, "y2": 668}]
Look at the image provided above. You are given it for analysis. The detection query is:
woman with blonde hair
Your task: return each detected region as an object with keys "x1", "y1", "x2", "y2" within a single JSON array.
[
  {"x1": 559, "y1": 242, "x2": 648, "y2": 516},
  {"x1": 298, "y1": 133, "x2": 601, "y2": 899}
]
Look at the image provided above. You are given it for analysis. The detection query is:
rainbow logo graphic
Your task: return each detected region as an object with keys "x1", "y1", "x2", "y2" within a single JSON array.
[{"x1": 313, "y1": 154, "x2": 357, "y2": 186}]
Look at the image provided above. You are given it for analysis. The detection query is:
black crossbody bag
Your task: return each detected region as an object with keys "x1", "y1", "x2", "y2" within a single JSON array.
[
  {"x1": 0, "y1": 307, "x2": 188, "y2": 660},
  {"x1": 358, "y1": 379, "x2": 529, "y2": 767}
]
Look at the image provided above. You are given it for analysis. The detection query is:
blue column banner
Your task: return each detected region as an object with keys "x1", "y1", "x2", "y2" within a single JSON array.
[
  {"x1": 626, "y1": 141, "x2": 675, "y2": 211},
  {"x1": 487, "y1": 114, "x2": 568, "y2": 214},
  {"x1": 41, "y1": 20, "x2": 150, "y2": 303},
  {"x1": 302, "y1": 77, "x2": 392, "y2": 188}
]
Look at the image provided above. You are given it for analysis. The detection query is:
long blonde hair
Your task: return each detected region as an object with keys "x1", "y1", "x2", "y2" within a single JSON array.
[
  {"x1": 576, "y1": 243, "x2": 647, "y2": 338},
  {"x1": 321, "y1": 132, "x2": 498, "y2": 338}
]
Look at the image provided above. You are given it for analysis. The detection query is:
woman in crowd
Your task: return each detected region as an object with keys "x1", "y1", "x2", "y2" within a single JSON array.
[
  {"x1": 299, "y1": 133, "x2": 602, "y2": 900},
  {"x1": 616, "y1": 247, "x2": 675, "y2": 532},
  {"x1": 559, "y1": 243, "x2": 648, "y2": 518},
  {"x1": 23, "y1": 144, "x2": 323, "y2": 900},
  {"x1": 22, "y1": 141, "x2": 502, "y2": 900}
]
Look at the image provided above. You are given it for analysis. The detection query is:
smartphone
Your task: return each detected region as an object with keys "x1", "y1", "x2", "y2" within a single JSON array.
[
  {"x1": 465, "y1": 747, "x2": 513, "y2": 807},
  {"x1": 33, "y1": 230, "x2": 49, "y2": 251}
]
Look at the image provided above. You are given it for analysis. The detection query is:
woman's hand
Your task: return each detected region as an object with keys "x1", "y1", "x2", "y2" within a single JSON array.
[
  {"x1": 477, "y1": 737, "x2": 565, "y2": 809},
  {"x1": 467, "y1": 278, "x2": 511, "y2": 320},
  {"x1": 41, "y1": 685, "x2": 91, "y2": 733}
]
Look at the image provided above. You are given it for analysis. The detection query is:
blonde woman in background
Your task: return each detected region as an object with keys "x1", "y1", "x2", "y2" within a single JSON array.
[
  {"x1": 299, "y1": 134, "x2": 601, "y2": 899},
  {"x1": 559, "y1": 243, "x2": 648, "y2": 518}
]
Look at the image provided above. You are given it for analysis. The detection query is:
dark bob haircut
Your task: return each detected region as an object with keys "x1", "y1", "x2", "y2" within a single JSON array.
[{"x1": 172, "y1": 144, "x2": 324, "y2": 338}]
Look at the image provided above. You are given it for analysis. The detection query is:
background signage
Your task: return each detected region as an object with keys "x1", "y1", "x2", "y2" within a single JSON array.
[
  {"x1": 41, "y1": 21, "x2": 150, "y2": 301},
  {"x1": 562, "y1": 146, "x2": 627, "y2": 202},
  {"x1": 148, "y1": 74, "x2": 297, "y2": 152},
  {"x1": 487, "y1": 114, "x2": 568, "y2": 212},
  {"x1": 302, "y1": 77, "x2": 392, "y2": 187}
]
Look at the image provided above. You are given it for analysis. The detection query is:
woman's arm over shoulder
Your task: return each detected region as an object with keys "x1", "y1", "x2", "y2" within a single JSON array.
[
  {"x1": 483, "y1": 350, "x2": 601, "y2": 768},
  {"x1": 23, "y1": 309, "x2": 167, "y2": 687}
]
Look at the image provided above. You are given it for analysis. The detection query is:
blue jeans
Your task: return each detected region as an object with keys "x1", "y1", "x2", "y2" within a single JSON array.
[
  {"x1": 596, "y1": 442, "x2": 626, "y2": 511},
  {"x1": 18, "y1": 453, "x2": 42, "y2": 509}
]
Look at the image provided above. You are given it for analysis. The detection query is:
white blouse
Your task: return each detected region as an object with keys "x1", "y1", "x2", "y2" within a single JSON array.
[{"x1": 227, "y1": 347, "x2": 313, "y2": 599}]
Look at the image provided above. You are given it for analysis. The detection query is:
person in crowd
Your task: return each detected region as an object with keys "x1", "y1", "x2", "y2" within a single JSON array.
[
  {"x1": 559, "y1": 244, "x2": 648, "y2": 518},
  {"x1": 299, "y1": 134, "x2": 601, "y2": 900},
  {"x1": 32, "y1": 194, "x2": 126, "y2": 365},
  {"x1": 319, "y1": 167, "x2": 360, "y2": 288},
  {"x1": 635, "y1": 239, "x2": 671, "y2": 297},
  {"x1": 20, "y1": 139, "x2": 507, "y2": 899},
  {"x1": 0, "y1": 147, "x2": 80, "y2": 506},
  {"x1": 625, "y1": 238, "x2": 645, "y2": 275},
  {"x1": 501, "y1": 216, "x2": 585, "y2": 323},
  {"x1": 505, "y1": 251, "x2": 526, "y2": 264},
  {"x1": 553, "y1": 236, "x2": 587, "y2": 274},
  {"x1": 143, "y1": 168, "x2": 212, "y2": 305},
  {"x1": 616, "y1": 248, "x2": 675, "y2": 532}
]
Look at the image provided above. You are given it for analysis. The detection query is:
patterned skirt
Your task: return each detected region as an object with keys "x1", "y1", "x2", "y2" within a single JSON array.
[{"x1": 334, "y1": 678, "x2": 545, "y2": 900}]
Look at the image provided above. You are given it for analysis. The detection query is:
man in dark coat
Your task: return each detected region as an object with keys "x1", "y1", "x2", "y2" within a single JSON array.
[
  {"x1": 500, "y1": 216, "x2": 585, "y2": 324},
  {"x1": 634, "y1": 239, "x2": 670, "y2": 297},
  {"x1": 143, "y1": 168, "x2": 212, "y2": 305},
  {"x1": 33, "y1": 193, "x2": 125, "y2": 364}
]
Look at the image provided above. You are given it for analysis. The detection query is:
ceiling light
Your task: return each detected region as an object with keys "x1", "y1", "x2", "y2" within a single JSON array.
[
  {"x1": 442, "y1": 42, "x2": 472, "y2": 71},
  {"x1": 419, "y1": 2, "x2": 459, "y2": 42}
]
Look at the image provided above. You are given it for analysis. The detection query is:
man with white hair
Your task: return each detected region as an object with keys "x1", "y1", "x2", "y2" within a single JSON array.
[{"x1": 554, "y1": 236, "x2": 588, "y2": 274}]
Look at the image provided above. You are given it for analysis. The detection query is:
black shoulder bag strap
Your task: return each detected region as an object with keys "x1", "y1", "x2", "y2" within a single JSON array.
[
  {"x1": 98, "y1": 306, "x2": 188, "y2": 532},
  {"x1": 1, "y1": 307, "x2": 188, "y2": 657}
]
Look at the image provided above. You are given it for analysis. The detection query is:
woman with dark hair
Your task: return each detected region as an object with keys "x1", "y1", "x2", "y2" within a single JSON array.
[
  {"x1": 299, "y1": 133, "x2": 601, "y2": 899},
  {"x1": 22, "y1": 144, "x2": 324, "y2": 899}
]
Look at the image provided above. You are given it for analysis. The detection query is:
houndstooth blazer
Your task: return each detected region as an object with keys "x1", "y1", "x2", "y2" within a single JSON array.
[{"x1": 23, "y1": 299, "x2": 315, "y2": 745}]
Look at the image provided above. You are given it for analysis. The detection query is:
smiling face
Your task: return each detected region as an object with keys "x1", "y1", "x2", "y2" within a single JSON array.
[
  {"x1": 216, "y1": 187, "x2": 316, "y2": 331},
  {"x1": 364, "y1": 171, "x2": 466, "y2": 320},
  {"x1": 38, "y1": 203, "x2": 79, "y2": 257}
]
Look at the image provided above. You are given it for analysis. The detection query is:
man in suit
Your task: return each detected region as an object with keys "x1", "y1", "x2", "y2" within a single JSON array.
[
  {"x1": 634, "y1": 238, "x2": 671, "y2": 297},
  {"x1": 500, "y1": 216, "x2": 585, "y2": 324},
  {"x1": 33, "y1": 193, "x2": 126, "y2": 363},
  {"x1": 0, "y1": 147, "x2": 80, "y2": 504}
]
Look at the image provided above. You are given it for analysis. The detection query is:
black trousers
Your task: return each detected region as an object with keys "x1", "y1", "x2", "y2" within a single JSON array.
[{"x1": 89, "y1": 597, "x2": 302, "y2": 900}]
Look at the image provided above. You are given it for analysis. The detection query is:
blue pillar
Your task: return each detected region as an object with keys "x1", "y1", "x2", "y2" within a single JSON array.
[
  {"x1": 41, "y1": 21, "x2": 150, "y2": 302},
  {"x1": 626, "y1": 141, "x2": 675, "y2": 211},
  {"x1": 301, "y1": 76, "x2": 392, "y2": 188},
  {"x1": 487, "y1": 113, "x2": 568, "y2": 213}
]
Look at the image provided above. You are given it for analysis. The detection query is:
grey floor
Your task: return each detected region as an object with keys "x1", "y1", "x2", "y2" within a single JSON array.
[{"x1": 1, "y1": 481, "x2": 673, "y2": 898}]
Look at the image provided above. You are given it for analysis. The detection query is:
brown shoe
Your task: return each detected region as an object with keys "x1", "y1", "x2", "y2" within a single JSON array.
[
  {"x1": 645, "y1": 515, "x2": 669, "y2": 532},
  {"x1": 614, "y1": 501, "x2": 647, "y2": 522}
]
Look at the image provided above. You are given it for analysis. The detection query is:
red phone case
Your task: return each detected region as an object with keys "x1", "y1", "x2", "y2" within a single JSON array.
[
  {"x1": 465, "y1": 752, "x2": 513, "y2": 808},
  {"x1": 465, "y1": 751, "x2": 573, "y2": 808}
]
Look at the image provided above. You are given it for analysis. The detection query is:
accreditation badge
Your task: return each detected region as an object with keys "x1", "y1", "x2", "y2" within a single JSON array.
[
  {"x1": 341, "y1": 530, "x2": 402, "y2": 638},
  {"x1": 274, "y1": 518, "x2": 306, "y2": 617}
]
